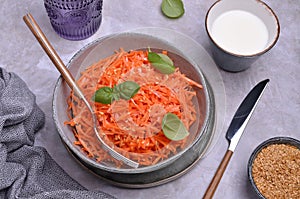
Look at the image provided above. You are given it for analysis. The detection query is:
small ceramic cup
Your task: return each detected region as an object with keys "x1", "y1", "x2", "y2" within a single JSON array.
[{"x1": 205, "y1": 0, "x2": 280, "y2": 72}]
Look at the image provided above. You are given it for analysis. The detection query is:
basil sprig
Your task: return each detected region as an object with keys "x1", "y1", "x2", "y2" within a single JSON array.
[
  {"x1": 148, "y1": 51, "x2": 175, "y2": 74},
  {"x1": 92, "y1": 81, "x2": 140, "y2": 104},
  {"x1": 162, "y1": 113, "x2": 189, "y2": 141},
  {"x1": 161, "y1": 0, "x2": 185, "y2": 19}
]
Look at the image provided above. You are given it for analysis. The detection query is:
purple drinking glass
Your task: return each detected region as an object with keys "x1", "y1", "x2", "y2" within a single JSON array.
[{"x1": 44, "y1": 0, "x2": 103, "y2": 41}]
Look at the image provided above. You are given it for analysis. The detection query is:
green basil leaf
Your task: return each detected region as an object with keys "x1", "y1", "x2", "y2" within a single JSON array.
[
  {"x1": 162, "y1": 113, "x2": 189, "y2": 141},
  {"x1": 92, "y1": 81, "x2": 140, "y2": 104},
  {"x1": 148, "y1": 51, "x2": 162, "y2": 63},
  {"x1": 151, "y1": 62, "x2": 176, "y2": 74},
  {"x1": 148, "y1": 51, "x2": 175, "y2": 74},
  {"x1": 161, "y1": 0, "x2": 185, "y2": 19},
  {"x1": 113, "y1": 81, "x2": 140, "y2": 100},
  {"x1": 92, "y1": 87, "x2": 113, "y2": 104},
  {"x1": 158, "y1": 53, "x2": 174, "y2": 66}
]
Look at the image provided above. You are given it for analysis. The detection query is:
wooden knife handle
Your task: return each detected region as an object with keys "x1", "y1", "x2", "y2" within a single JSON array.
[{"x1": 203, "y1": 150, "x2": 233, "y2": 199}]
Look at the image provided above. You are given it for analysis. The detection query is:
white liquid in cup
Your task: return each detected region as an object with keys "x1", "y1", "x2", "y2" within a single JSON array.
[{"x1": 211, "y1": 10, "x2": 269, "y2": 55}]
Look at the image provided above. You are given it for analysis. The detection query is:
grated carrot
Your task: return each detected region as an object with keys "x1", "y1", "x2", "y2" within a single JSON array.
[{"x1": 66, "y1": 49, "x2": 202, "y2": 167}]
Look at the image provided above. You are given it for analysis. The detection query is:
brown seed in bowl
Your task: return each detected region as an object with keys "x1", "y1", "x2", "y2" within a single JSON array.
[{"x1": 252, "y1": 143, "x2": 300, "y2": 199}]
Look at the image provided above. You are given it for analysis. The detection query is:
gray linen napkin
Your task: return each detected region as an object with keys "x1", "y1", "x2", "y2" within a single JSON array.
[{"x1": 0, "y1": 68, "x2": 116, "y2": 199}]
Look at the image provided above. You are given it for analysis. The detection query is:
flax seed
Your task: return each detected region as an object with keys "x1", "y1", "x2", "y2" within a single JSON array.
[{"x1": 252, "y1": 143, "x2": 300, "y2": 198}]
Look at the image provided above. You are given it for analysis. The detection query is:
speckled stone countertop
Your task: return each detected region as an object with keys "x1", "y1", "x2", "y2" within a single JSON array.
[{"x1": 1, "y1": 0, "x2": 299, "y2": 198}]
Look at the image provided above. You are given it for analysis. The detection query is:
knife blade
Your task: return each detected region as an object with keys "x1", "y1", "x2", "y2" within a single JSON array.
[{"x1": 203, "y1": 79, "x2": 269, "y2": 199}]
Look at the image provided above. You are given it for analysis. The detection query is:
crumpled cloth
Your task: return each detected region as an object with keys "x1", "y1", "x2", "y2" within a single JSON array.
[{"x1": 0, "y1": 68, "x2": 116, "y2": 199}]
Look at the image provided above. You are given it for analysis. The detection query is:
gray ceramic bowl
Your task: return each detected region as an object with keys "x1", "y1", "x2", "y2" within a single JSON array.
[
  {"x1": 52, "y1": 32, "x2": 215, "y2": 186},
  {"x1": 248, "y1": 137, "x2": 300, "y2": 198}
]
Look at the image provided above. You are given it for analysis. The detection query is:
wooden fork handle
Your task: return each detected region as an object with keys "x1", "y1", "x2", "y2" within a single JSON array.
[
  {"x1": 23, "y1": 13, "x2": 84, "y2": 99},
  {"x1": 203, "y1": 150, "x2": 233, "y2": 199}
]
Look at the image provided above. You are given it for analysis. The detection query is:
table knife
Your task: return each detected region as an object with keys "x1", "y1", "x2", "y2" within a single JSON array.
[{"x1": 203, "y1": 79, "x2": 269, "y2": 199}]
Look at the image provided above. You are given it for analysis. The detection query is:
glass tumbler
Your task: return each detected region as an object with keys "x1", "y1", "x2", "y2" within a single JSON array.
[{"x1": 44, "y1": 0, "x2": 103, "y2": 41}]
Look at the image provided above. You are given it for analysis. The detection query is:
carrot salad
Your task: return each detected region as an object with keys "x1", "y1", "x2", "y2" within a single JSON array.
[{"x1": 65, "y1": 49, "x2": 203, "y2": 167}]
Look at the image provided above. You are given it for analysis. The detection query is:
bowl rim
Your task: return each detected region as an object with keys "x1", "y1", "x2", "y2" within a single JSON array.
[
  {"x1": 247, "y1": 136, "x2": 300, "y2": 198},
  {"x1": 52, "y1": 32, "x2": 213, "y2": 174}
]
